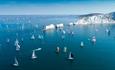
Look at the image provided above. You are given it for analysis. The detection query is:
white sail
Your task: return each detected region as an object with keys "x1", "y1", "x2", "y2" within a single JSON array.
[
  {"x1": 105, "y1": 28, "x2": 110, "y2": 35},
  {"x1": 106, "y1": 29, "x2": 109, "y2": 32},
  {"x1": 92, "y1": 36, "x2": 96, "y2": 43},
  {"x1": 15, "y1": 39, "x2": 19, "y2": 46},
  {"x1": 14, "y1": 39, "x2": 20, "y2": 51},
  {"x1": 16, "y1": 44, "x2": 20, "y2": 51},
  {"x1": 64, "y1": 47, "x2": 67, "y2": 53},
  {"x1": 31, "y1": 35, "x2": 35, "y2": 40},
  {"x1": 13, "y1": 57, "x2": 19, "y2": 66},
  {"x1": 68, "y1": 52, "x2": 74, "y2": 60},
  {"x1": 38, "y1": 35, "x2": 44, "y2": 39},
  {"x1": 80, "y1": 41, "x2": 84, "y2": 47},
  {"x1": 32, "y1": 50, "x2": 37, "y2": 59},
  {"x1": 56, "y1": 47, "x2": 60, "y2": 53},
  {"x1": 62, "y1": 30, "x2": 66, "y2": 34}
]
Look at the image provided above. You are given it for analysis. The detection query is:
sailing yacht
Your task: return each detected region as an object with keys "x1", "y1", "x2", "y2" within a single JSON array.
[
  {"x1": 71, "y1": 31, "x2": 74, "y2": 35},
  {"x1": 15, "y1": 39, "x2": 19, "y2": 46},
  {"x1": 56, "y1": 47, "x2": 60, "y2": 53},
  {"x1": 32, "y1": 50, "x2": 37, "y2": 59},
  {"x1": 13, "y1": 57, "x2": 19, "y2": 67},
  {"x1": 15, "y1": 39, "x2": 20, "y2": 51},
  {"x1": 31, "y1": 35, "x2": 35, "y2": 40},
  {"x1": 68, "y1": 52, "x2": 74, "y2": 60},
  {"x1": 80, "y1": 41, "x2": 84, "y2": 47},
  {"x1": 106, "y1": 28, "x2": 109, "y2": 33},
  {"x1": 16, "y1": 44, "x2": 20, "y2": 51},
  {"x1": 38, "y1": 35, "x2": 44, "y2": 39},
  {"x1": 64, "y1": 47, "x2": 67, "y2": 53},
  {"x1": 92, "y1": 36, "x2": 96, "y2": 43},
  {"x1": 106, "y1": 28, "x2": 110, "y2": 36},
  {"x1": 62, "y1": 30, "x2": 66, "y2": 34}
]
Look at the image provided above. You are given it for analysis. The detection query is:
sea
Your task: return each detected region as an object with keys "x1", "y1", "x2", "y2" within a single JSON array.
[{"x1": 0, "y1": 15, "x2": 115, "y2": 70}]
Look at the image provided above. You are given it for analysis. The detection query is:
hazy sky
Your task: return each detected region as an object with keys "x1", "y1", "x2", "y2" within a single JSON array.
[{"x1": 0, "y1": 0, "x2": 115, "y2": 15}]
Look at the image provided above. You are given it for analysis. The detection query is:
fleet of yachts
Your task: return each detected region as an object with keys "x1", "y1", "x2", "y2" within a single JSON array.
[{"x1": 3, "y1": 23, "x2": 111, "y2": 67}]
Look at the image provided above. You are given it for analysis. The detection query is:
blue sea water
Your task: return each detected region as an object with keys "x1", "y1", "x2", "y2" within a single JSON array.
[{"x1": 0, "y1": 15, "x2": 115, "y2": 70}]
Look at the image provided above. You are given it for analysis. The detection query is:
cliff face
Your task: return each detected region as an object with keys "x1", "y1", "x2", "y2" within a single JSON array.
[{"x1": 74, "y1": 12, "x2": 115, "y2": 25}]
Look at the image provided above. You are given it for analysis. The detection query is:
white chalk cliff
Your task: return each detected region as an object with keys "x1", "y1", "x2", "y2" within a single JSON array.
[{"x1": 74, "y1": 13, "x2": 115, "y2": 25}]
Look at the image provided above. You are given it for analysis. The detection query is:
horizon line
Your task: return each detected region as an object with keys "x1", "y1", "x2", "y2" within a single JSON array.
[{"x1": 0, "y1": 12, "x2": 112, "y2": 16}]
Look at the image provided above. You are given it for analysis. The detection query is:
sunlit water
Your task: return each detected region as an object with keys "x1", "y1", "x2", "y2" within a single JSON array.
[{"x1": 0, "y1": 15, "x2": 115, "y2": 70}]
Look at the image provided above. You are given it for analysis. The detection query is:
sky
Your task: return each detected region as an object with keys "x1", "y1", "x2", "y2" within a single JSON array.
[{"x1": 0, "y1": 0, "x2": 115, "y2": 15}]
